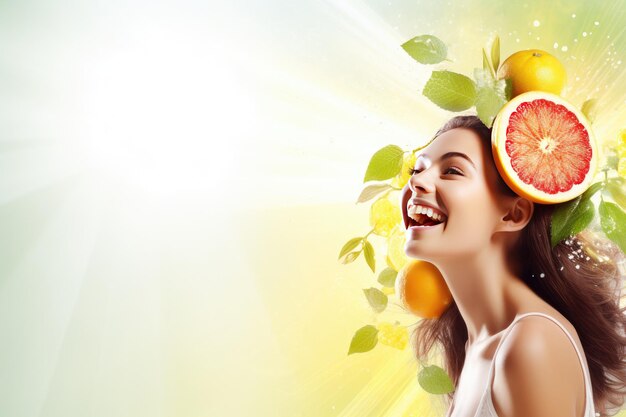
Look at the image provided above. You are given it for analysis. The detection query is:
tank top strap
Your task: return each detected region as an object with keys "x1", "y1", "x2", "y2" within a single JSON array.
[{"x1": 483, "y1": 312, "x2": 595, "y2": 415}]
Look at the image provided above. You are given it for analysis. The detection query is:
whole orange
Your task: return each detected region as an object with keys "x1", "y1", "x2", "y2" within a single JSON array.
[
  {"x1": 395, "y1": 260, "x2": 453, "y2": 318},
  {"x1": 497, "y1": 49, "x2": 566, "y2": 97}
]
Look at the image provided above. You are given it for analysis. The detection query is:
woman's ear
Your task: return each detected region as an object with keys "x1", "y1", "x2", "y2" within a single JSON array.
[{"x1": 497, "y1": 197, "x2": 534, "y2": 232}]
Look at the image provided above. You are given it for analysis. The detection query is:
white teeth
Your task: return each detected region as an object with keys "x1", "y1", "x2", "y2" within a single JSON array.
[{"x1": 407, "y1": 204, "x2": 446, "y2": 223}]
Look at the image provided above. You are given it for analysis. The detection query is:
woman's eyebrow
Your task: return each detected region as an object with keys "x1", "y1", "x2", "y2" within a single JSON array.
[{"x1": 416, "y1": 152, "x2": 476, "y2": 169}]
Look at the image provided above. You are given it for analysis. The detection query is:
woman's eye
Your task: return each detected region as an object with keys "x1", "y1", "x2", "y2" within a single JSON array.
[
  {"x1": 445, "y1": 167, "x2": 463, "y2": 175},
  {"x1": 407, "y1": 167, "x2": 463, "y2": 176}
]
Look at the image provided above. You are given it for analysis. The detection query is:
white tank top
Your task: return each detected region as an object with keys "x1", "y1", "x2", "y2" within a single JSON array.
[{"x1": 451, "y1": 312, "x2": 597, "y2": 417}]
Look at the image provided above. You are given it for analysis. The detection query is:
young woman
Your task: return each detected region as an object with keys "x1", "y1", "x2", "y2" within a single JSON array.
[{"x1": 400, "y1": 116, "x2": 626, "y2": 417}]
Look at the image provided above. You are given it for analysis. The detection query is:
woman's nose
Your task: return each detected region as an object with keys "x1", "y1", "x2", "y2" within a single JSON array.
[{"x1": 408, "y1": 169, "x2": 435, "y2": 194}]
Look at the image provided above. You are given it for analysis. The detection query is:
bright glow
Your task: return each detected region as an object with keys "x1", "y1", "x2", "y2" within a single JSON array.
[{"x1": 81, "y1": 22, "x2": 257, "y2": 198}]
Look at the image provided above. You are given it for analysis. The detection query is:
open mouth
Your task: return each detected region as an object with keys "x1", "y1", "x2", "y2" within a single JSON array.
[
  {"x1": 407, "y1": 213, "x2": 445, "y2": 228},
  {"x1": 404, "y1": 205, "x2": 447, "y2": 229}
]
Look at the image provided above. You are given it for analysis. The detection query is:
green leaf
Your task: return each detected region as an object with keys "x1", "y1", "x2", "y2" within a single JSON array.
[
  {"x1": 581, "y1": 98, "x2": 598, "y2": 124},
  {"x1": 599, "y1": 200, "x2": 626, "y2": 253},
  {"x1": 423, "y1": 70, "x2": 477, "y2": 112},
  {"x1": 417, "y1": 365, "x2": 455, "y2": 394},
  {"x1": 503, "y1": 78, "x2": 513, "y2": 101},
  {"x1": 580, "y1": 181, "x2": 603, "y2": 201},
  {"x1": 347, "y1": 325, "x2": 379, "y2": 355},
  {"x1": 357, "y1": 183, "x2": 393, "y2": 203},
  {"x1": 491, "y1": 35, "x2": 500, "y2": 74},
  {"x1": 363, "y1": 145, "x2": 405, "y2": 182},
  {"x1": 401, "y1": 35, "x2": 447, "y2": 64},
  {"x1": 363, "y1": 287, "x2": 388, "y2": 313},
  {"x1": 482, "y1": 48, "x2": 492, "y2": 76},
  {"x1": 607, "y1": 178, "x2": 626, "y2": 210},
  {"x1": 474, "y1": 67, "x2": 494, "y2": 89},
  {"x1": 341, "y1": 251, "x2": 361, "y2": 264},
  {"x1": 338, "y1": 237, "x2": 363, "y2": 260},
  {"x1": 472, "y1": 68, "x2": 507, "y2": 128},
  {"x1": 475, "y1": 86, "x2": 506, "y2": 128},
  {"x1": 363, "y1": 240, "x2": 376, "y2": 273},
  {"x1": 377, "y1": 267, "x2": 398, "y2": 288},
  {"x1": 550, "y1": 196, "x2": 595, "y2": 248}
]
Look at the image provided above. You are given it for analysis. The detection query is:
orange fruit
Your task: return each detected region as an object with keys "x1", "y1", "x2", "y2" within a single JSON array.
[
  {"x1": 492, "y1": 91, "x2": 598, "y2": 204},
  {"x1": 395, "y1": 260, "x2": 452, "y2": 319},
  {"x1": 497, "y1": 49, "x2": 566, "y2": 97}
]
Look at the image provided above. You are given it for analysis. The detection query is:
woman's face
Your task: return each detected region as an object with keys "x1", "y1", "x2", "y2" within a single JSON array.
[{"x1": 401, "y1": 127, "x2": 514, "y2": 261}]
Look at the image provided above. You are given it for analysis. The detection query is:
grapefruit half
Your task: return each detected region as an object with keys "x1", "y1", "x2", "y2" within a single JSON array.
[{"x1": 492, "y1": 91, "x2": 598, "y2": 204}]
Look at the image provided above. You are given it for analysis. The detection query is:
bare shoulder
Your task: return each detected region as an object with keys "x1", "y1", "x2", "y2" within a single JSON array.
[{"x1": 491, "y1": 315, "x2": 585, "y2": 417}]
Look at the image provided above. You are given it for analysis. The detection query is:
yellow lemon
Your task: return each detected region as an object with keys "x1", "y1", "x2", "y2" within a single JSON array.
[
  {"x1": 497, "y1": 49, "x2": 566, "y2": 97},
  {"x1": 377, "y1": 322, "x2": 409, "y2": 350},
  {"x1": 391, "y1": 151, "x2": 417, "y2": 189},
  {"x1": 370, "y1": 193, "x2": 402, "y2": 237},
  {"x1": 386, "y1": 224, "x2": 409, "y2": 272}
]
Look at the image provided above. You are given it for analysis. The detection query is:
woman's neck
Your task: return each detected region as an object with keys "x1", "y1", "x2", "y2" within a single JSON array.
[{"x1": 432, "y1": 246, "x2": 539, "y2": 346}]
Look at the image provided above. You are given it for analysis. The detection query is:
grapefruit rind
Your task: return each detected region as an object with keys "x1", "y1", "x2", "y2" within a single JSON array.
[{"x1": 491, "y1": 91, "x2": 598, "y2": 204}]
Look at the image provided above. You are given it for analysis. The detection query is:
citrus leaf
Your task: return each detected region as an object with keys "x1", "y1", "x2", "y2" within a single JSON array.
[
  {"x1": 401, "y1": 35, "x2": 447, "y2": 64},
  {"x1": 418, "y1": 365, "x2": 455, "y2": 394},
  {"x1": 347, "y1": 325, "x2": 379, "y2": 355},
  {"x1": 363, "y1": 240, "x2": 376, "y2": 273},
  {"x1": 357, "y1": 183, "x2": 393, "y2": 203},
  {"x1": 503, "y1": 78, "x2": 513, "y2": 101},
  {"x1": 580, "y1": 181, "x2": 603, "y2": 201},
  {"x1": 341, "y1": 251, "x2": 361, "y2": 264},
  {"x1": 581, "y1": 98, "x2": 598, "y2": 124},
  {"x1": 607, "y1": 178, "x2": 626, "y2": 210},
  {"x1": 338, "y1": 237, "x2": 363, "y2": 260},
  {"x1": 377, "y1": 267, "x2": 398, "y2": 287},
  {"x1": 475, "y1": 86, "x2": 506, "y2": 128},
  {"x1": 550, "y1": 196, "x2": 595, "y2": 248},
  {"x1": 599, "y1": 201, "x2": 626, "y2": 253},
  {"x1": 363, "y1": 145, "x2": 405, "y2": 182},
  {"x1": 474, "y1": 67, "x2": 495, "y2": 89},
  {"x1": 363, "y1": 287, "x2": 388, "y2": 313},
  {"x1": 491, "y1": 35, "x2": 500, "y2": 74},
  {"x1": 423, "y1": 70, "x2": 477, "y2": 112},
  {"x1": 482, "y1": 48, "x2": 491, "y2": 75}
]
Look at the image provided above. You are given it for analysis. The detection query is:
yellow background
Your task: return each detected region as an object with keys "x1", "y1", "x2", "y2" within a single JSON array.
[{"x1": 0, "y1": 0, "x2": 625, "y2": 416}]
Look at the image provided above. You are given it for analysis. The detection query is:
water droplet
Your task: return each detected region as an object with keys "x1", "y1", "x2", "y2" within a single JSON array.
[
  {"x1": 554, "y1": 42, "x2": 559, "y2": 49},
  {"x1": 575, "y1": 264, "x2": 581, "y2": 269},
  {"x1": 536, "y1": 36, "x2": 541, "y2": 41},
  {"x1": 594, "y1": 21, "x2": 600, "y2": 26},
  {"x1": 516, "y1": 38, "x2": 520, "y2": 43},
  {"x1": 560, "y1": 266, "x2": 564, "y2": 271},
  {"x1": 574, "y1": 38, "x2": 578, "y2": 42},
  {"x1": 561, "y1": 46, "x2": 568, "y2": 52},
  {"x1": 540, "y1": 273, "x2": 545, "y2": 278},
  {"x1": 533, "y1": 20, "x2": 540, "y2": 27}
]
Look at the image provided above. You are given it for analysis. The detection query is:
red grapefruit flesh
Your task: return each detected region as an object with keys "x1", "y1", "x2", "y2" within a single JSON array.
[{"x1": 492, "y1": 91, "x2": 598, "y2": 204}]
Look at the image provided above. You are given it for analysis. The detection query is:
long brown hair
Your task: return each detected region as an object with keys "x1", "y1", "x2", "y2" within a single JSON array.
[{"x1": 410, "y1": 115, "x2": 626, "y2": 416}]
